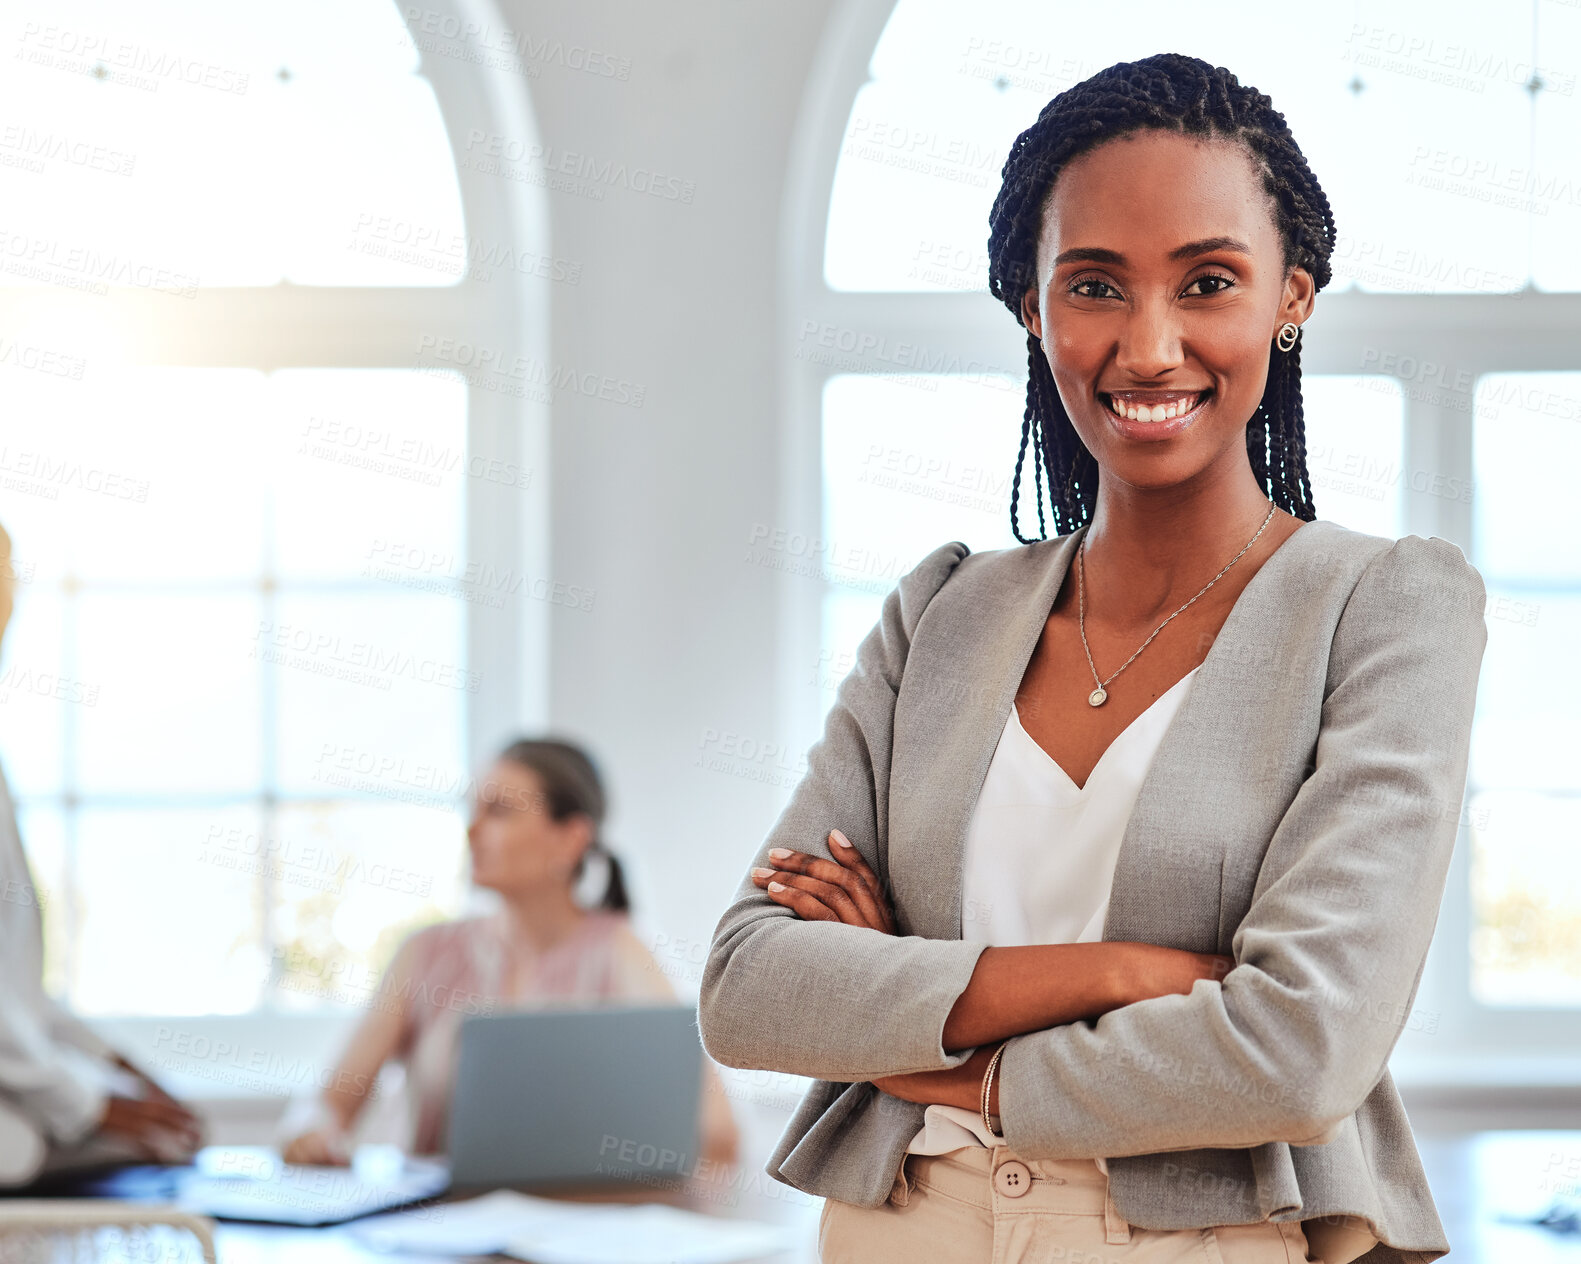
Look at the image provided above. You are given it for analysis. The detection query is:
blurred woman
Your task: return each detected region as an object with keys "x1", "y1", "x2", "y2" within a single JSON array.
[{"x1": 281, "y1": 738, "x2": 739, "y2": 1172}]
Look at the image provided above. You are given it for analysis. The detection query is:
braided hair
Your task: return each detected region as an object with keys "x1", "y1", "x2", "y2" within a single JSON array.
[{"x1": 987, "y1": 52, "x2": 1336, "y2": 540}]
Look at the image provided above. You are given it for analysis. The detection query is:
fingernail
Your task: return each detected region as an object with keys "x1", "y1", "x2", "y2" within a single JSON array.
[
  {"x1": 768, "y1": 881, "x2": 786, "y2": 892},
  {"x1": 751, "y1": 867, "x2": 773, "y2": 878},
  {"x1": 831, "y1": 830, "x2": 851, "y2": 848},
  {"x1": 768, "y1": 847, "x2": 793, "y2": 860}
]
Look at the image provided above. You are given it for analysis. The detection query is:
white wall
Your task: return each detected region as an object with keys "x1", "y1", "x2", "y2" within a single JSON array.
[{"x1": 495, "y1": 0, "x2": 846, "y2": 987}]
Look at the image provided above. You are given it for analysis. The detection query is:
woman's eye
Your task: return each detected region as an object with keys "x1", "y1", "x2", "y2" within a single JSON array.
[
  {"x1": 1185, "y1": 273, "x2": 1235, "y2": 296},
  {"x1": 1069, "y1": 277, "x2": 1118, "y2": 300}
]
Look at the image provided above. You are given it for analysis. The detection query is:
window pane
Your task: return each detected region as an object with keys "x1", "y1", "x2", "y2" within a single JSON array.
[
  {"x1": 0, "y1": 0, "x2": 465, "y2": 288},
  {"x1": 269, "y1": 801, "x2": 465, "y2": 1013},
  {"x1": 830, "y1": 0, "x2": 1550, "y2": 294},
  {"x1": 1470, "y1": 593, "x2": 1579, "y2": 794},
  {"x1": 0, "y1": 590, "x2": 68, "y2": 798},
  {"x1": 0, "y1": 368, "x2": 268, "y2": 583},
  {"x1": 1528, "y1": 4, "x2": 1581, "y2": 291},
  {"x1": 1473, "y1": 372, "x2": 1581, "y2": 584},
  {"x1": 824, "y1": 77, "x2": 1023, "y2": 293},
  {"x1": 272, "y1": 592, "x2": 467, "y2": 796},
  {"x1": 1470, "y1": 790, "x2": 1581, "y2": 1007},
  {"x1": 1301, "y1": 376, "x2": 1405, "y2": 536},
  {"x1": 13, "y1": 804, "x2": 70, "y2": 999},
  {"x1": 1469, "y1": 370, "x2": 1581, "y2": 1007},
  {"x1": 269, "y1": 370, "x2": 468, "y2": 582},
  {"x1": 75, "y1": 593, "x2": 263, "y2": 796},
  {"x1": 822, "y1": 374, "x2": 1024, "y2": 577},
  {"x1": 818, "y1": 369, "x2": 1021, "y2": 733},
  {"x1": 819, "y1": 588, "x2": 885, "y2": 711},
  {"x1": 75, "y1": 806, "x2": 267, "y2": 1015}
]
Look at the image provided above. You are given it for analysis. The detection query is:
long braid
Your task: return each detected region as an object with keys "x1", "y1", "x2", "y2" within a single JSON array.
[{"x1": 987, "y1": 53, "x2": 1337, "y2": 540}]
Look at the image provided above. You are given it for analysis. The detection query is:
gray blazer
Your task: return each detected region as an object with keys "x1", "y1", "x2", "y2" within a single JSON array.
[{"x1": 698, "y1": 519, "x2": 1487, "y2": 1264}]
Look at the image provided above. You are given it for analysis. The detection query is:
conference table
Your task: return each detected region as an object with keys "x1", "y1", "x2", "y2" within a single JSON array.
[{"x1": 207, "y1": 1168, "x2": 821, "y2": 1263}]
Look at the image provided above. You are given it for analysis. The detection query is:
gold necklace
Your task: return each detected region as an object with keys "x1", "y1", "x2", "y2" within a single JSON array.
[{"x1": 1077, "y1": 500, "x2": 1277, "y2": 707}]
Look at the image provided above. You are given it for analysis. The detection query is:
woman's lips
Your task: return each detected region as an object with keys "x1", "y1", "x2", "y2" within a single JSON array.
[{"x1": 1099, "y1": 389, "x2": 1212, "y2": 442}]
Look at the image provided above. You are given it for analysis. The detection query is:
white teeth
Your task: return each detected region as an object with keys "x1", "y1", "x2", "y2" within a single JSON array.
[{"x1": 1108, "y1": 392, "x2": 1201, "y2": 423}]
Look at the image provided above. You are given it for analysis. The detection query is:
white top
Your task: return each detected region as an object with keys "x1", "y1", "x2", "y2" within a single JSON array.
[{"x1": 904, "y1": 666, "x2": 1202, "y2": 1168}]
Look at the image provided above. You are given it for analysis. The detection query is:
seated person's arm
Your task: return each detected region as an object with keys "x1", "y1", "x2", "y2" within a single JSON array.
[{"x1": 280, "y1": 939, "x2": 418, "y2": 1165}]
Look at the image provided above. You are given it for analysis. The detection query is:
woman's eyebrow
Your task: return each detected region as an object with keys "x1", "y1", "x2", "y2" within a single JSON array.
[{"x1": 1053, "y1": 236, "x2": 1253, "y2": 267}]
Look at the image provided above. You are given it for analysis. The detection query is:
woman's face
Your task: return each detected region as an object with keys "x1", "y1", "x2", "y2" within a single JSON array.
[
  {"x1": 466, "y1": 759, "x2": 592, "y2": 895},
  {"x1": 1019, "y1": 128, "x2": 1315, "y2": 496}
]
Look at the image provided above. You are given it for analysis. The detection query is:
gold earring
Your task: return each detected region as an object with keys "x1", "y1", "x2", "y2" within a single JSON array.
[{"x1": 1275, "y1": 322, "x2": 1300, "y2": 353}]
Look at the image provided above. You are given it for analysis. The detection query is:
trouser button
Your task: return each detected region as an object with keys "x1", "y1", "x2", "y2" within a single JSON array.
[{"x1": 994, "y1": 1159, "x2": 1033, "y2": 1198}]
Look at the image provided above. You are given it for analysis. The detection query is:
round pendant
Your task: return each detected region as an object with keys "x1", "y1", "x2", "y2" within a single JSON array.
[{"x1": 1088, "y1": 687, "x2": 1107, "y2": 707}]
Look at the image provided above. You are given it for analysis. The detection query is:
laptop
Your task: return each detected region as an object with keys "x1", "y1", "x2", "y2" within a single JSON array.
[
  {"x1": 166, "y1": 1003, "x2": 703, "y2": 1224},
  {"x1": 449, "y1": 1004, "x2": 703, "y2": 1191}
]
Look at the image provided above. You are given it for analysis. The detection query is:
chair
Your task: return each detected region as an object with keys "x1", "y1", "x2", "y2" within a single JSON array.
[{"x1": 0, "y1": 1201, "x2": 217, "y2": 1263}]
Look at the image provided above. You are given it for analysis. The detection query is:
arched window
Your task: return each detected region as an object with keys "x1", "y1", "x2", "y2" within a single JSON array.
[
  {"x1": 0, "y1": 0, "x2": 552, "y2": 1021},
  {"x1": 784, "y1": 0, "x2": 1581, "y2": 1067}
]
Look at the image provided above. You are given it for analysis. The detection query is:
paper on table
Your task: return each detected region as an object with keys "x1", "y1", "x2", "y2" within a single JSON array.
[
  {"x1": 350, "y1": 1189, "x2": 794, "y2": 1263},
  {"x1": 350, "y1": 1189, "x2": 592, "y2": 1255},
  {"x1": 505, "y1": 1201, "x2": 795, "y2": 1264}
]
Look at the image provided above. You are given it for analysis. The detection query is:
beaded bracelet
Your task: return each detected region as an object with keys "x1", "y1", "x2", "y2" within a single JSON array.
[{"x1": 980, "y1": 1041, "x2": 1008, "y2": 1139}]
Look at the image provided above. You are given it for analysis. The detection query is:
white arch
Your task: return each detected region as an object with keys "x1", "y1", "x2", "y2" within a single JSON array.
[{"x1": 405, "y1": 0, "x2": 556, "y2": 757}]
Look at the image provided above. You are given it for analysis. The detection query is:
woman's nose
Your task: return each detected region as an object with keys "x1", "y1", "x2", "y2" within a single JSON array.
[{"x1": 1114, "y1": 299, "x2": 1184, "y2": 380}]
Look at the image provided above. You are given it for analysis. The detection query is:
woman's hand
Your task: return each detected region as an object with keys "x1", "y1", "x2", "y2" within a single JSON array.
[
  {"x1": 281, "y1": 1127, "x2": 351, "y2": 1167},
  {"x1": 750, "y1": 829, "x2": 896, "y2": 933},
  {"x1": 98, "y1": 1095, "x2": 204, "y2": 1161}
]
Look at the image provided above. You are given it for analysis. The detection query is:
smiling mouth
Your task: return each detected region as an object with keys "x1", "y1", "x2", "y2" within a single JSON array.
[{"x1": 1100, "y1": 389, "x2": 1213, "y2": 423}]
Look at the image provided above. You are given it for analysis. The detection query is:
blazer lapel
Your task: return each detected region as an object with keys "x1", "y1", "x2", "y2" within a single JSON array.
[{"x1": 890, "y1": 530, "x2": 1084, "y2": 941}]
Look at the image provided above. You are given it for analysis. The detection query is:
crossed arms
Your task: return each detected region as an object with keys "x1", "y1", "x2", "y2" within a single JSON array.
[{"x1": 697, "y1": 534, "x2": 1487, "y2": 1158}]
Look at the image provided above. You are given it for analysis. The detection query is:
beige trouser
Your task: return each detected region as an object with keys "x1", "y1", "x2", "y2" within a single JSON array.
[{"x1": 818, "y1": 1146, "x2": 1314, "y2": 1263}]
